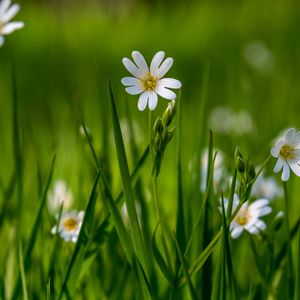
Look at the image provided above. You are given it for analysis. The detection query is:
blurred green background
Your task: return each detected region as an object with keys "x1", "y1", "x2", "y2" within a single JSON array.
[{"x1": 1, "y1": 0, "x2": 300, "y2": 298}]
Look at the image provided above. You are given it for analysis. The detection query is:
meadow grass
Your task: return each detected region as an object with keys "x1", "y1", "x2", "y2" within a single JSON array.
[{"x1": 1, "y1": 1, "x2": 300, "y2": 299}]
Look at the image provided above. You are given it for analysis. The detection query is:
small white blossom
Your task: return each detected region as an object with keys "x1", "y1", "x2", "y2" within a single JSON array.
[
  {"x1": 47, "y1": 180, "x2": 73, "y2": 215},
  {"x1": 51, "y1": 210, "x2": 84, "y2": 243},
  {"x1": 271, "y1": 128, "x2": 300, "y2": 181},
  {"x1": 0, "y1": 0, "x2": 24, "y2": 47},
  {"x1": 121, "y1": 51, "x2": 182, "y2": 111},
  {"x1": 221, "y1": 194, "x2": 272, "y2": 239}
]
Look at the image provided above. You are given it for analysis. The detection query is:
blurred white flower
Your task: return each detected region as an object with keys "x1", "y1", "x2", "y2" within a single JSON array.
[
  {"x1": 47, "y1": 180, "x2": 73, "y2": 215},
  {"x1": 252, "y1": 173, "x2": 283, "y2": 200},
  {"x1": 0, "y1": 0, "x2": 24, "y2": 47},
  {"x1": 209, "y1": 106, "x2": 253, "y2": 136},
  {"x1": 221, "y1": 194, "x2": 272, "y2": 239},
  {"x1": 244, "y1": 41, "x2": 274, "y2": 74},
  {"x1": 121, "y1": 51, "x2": 181, "y2": 111},
  {"x1": 201, "y1": 148, "x2": 225, "y2": 192},
  {"x1": 121, "y1": 201, "x2": 142, "y2": 228},
  {"x1": 51, "y1": 210, "x2": 84, "y2": 243},
  {"x1": 271, "y1": 128, "x2": 300, "y2": 181}
]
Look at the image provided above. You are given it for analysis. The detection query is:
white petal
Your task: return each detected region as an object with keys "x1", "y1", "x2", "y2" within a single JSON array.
[
  {"x1": 0, "y1": 4, "x2": 19, "y2": 23},
  {"x1": 231, "y1": 226, "x2": 243, "y2": 239},
  {"x1": 155, "y1": 85, "x2": 176, "y2": 100},
  {"x1": 1, "y1": 21, "x2": 24, "y2": 34},
  {"x1": 148, "y1": 91, "x2": 158, "y2": 111},
  {"x1": 255, "y1": 220, "x2": 267, "y2": 231},
  {"x1": 0, "y1": 35, "x2": 4, "y2": 47},
  {"x1": 257, "y1": 206, "x2": 272, "y2": 217},
  {"x1": 249, "y1": 199, "x2": 270, "y2": 211},
  {"x1": 288, "y1": 162, "x2": 300, "y2": 177},
  {"x1": 157, "y1": 78, "x2": 182, "y2": 89},
  {"x1": 150, "y1": 51, "x2": 165, "y2": 74},
  {"x1": 122, "y1": 57, "x2": 141, "y2": 78},
  {"x1": 121, "y1": 77, "x2": 141, "y2": 87},
  {"x1": 271, "y1": 145, "x2": 280, "y2": 158},
  {"x1": 281, "y1": 161, "x2": 290, "y2": 181},
  {"x1": 51, "y1": 226, "x2": 57, "y2": 234},
  {"x1": 0, "y1": 0, "x2": 11, "y2": 15},
  {"x1": 247, "y1": 226, "x2": 259, "y2": 235},
  {"x1": 285, "y1": 128, "x2": 296, "y2": 143},
  {"x1": 125, "y1": 85, "x2": 143, "y2": 95},
  {"x1": 273, "y1": 157, "x2": 284, "y2": 173},
  {"x1": 292, "y1": 132, "x2": 300, "y2": 145},
  {"x1": 132, "y1": 51, "x2": 149, "y2": 74},
  {"x1": 154, "y1": 57, "x2": 173, "y2": 78},
  {"x1": 137, "y1": 91, "x2": 149, "y2": 111}
]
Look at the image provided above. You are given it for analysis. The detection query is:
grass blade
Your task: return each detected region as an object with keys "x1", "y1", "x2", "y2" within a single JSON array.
[{"x1": 18, "y1": 243, "x2": 28, "y2": 300}]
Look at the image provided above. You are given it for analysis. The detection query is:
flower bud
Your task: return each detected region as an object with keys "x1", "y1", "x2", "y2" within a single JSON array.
[
  {"x1": 236, "y1": 156, "x2": 245, "y2": 174},
  {"x1": 234, "y1": 146, "x2": 243, "y2": 160},
  {"x1": 248, "y1": 164, "x2": 256, "y2": 181},
  {"x1": 153, "y1": 117, "x2": 164, "y2": 135},
  {"x1": 162, "y1": 100, "x2": 176, "y2": 127}
]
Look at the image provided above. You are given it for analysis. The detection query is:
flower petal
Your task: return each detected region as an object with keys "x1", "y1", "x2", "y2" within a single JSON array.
[
  {"x1": 155, "y1": 85, "x2": 176, "y2": 100},
  {"x1": 273, "y1": 157, "x2": 284, "y2": 173},
  {"x1": 121, "y1": 77, "x2": 141, "y2": 87},
  {"x1": 281, "y1": 161, "x2": 290, "y2": 181},
  {"x1": 271, "y1": 145, "x2": 280, "y2": 157},
  {"x1": 154, "y1": 57, "x2": 173, "y2": 78},
  {"x1": 247, "y1": 226, "x2": 260, "y2": 235},
  {"x1": 257, "y1": 206, "x2": 272, "y2": 217},
  {"x1": 288, "y1": 162, "x2": 300, "y2": 177},
  {"x1": 125, "y1": 85, "x2": 143, "y2": 95},
  {"x1": 255, "y1": 220, "x2": 267, "y2": 231},
  {"x1": 148, "y1": 91, "x2": 158, "y2": 111},
  {"x1": 1, "y1": 21, "x2": 24, "y2": 34},
  {"x1": 285, "y1": 128, "x2": 296, "y2": 143},
  {"x1": 132, "y1": 51, "x2": 149, "y2": 74},
  {"x1": 231, "y1": 226, "x2": 243, "y2": 239},
  {"x1": 122, "y1": 57, "x2": 141, "y2": 78},
  {"x1": 150, "y1": 51, "x2": 165, "y2": 74},
  {"x1": 249, "y1": 199, "x2": 270, "y2": 211},
  {"x1": 137, "y1": 91, "x2": 149, "y2": 111},
  {"x1": 0, "y1": 0, "x2": 11, "y2": 15},
  {"x1": 158, "y1": 78, "x2": 182, "y2": 89},
  {"x1": 0, "y1": 3, "x2": 19, "y2": 23}
]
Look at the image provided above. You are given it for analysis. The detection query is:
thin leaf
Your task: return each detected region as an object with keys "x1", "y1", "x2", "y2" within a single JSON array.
[{"x1": 18, "y1": 243, "x2": 28, "y2": 300}]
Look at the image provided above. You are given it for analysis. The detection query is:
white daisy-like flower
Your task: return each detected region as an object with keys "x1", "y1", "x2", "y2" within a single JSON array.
[
  {"x1": 51, "y1": 210, "x2": 84, "y2": 243},
  {"x1": 0, "y1": 0, "x2": 24, "y2": 47},
  {"x1": 221, "y1": 194, "x2": 272, "y2": 239},
  {"x1": 47, "y1": 180, "x2": 73, "y2": 215},
  {"x1": 271, "y1": 128, "x2": 300, "y2": 181},
  {"x1": 121, "y1": 51, "x2": 182, "y2": 111}
]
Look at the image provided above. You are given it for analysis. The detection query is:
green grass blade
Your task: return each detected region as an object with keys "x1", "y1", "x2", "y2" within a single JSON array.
[
  {"x1": 58, "y1": 168, "x2": 101, "y2": 299},
  {"x1": 18, "y1": 243, "x2": 28, "y2": 300},
  {"x1": 172, "y1": 231, "x2": 198, "y2": 300},
  {"x1": 107, "y1": 78, "x2": 149, "y2": 276},
  {"x1": 294, "y1": 230, "x2": 300, "y2": 300}
]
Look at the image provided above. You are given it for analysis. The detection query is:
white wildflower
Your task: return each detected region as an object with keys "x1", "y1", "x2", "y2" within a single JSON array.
[
  {"x1": 51, "y1": 210, "x2": 84, "y2": 243},
  {"x1": 252, "y1": 173, "x2": 283, "y2": 199},
  {"x1": 121, "y1": 51, "x2": 181, "y2": 111},
  {"x1": 221, "y1": 194, "x2": 272, "y2": 239},
  {"x1": 0, "y1": 0, "x2": 24, "y2": 47},
  {"x1": 271, "y1": 128, "x2": 300, "y2": 181}
]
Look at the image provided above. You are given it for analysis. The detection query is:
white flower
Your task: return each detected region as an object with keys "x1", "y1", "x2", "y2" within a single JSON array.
[
  {"x1": 221, "y1": 194, "x2": 272, "y2": 239},
  {"x1": 0, "y1": 0, "x2": 24, "y2": 47},
  {"x1": 252, "y1": 173, "x2": 283, "y2": 200},
  {"x1": 51, "y1": 210, "x2": 84, "y2": 243},
  {"x1": 271, "y1": 128, "x2": 300, "y2": 181},
  {"x1": 47, "y1": 180, "x2": 73, "y2": 215},
  {"x1": 121, "y1": 51, "x2": 182, "y2": 111}
]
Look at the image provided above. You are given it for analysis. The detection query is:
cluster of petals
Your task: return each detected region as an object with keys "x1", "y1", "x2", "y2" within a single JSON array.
[
  {"x1": 0, "y1": 0, "x2": 24, "y2": 47},
  {"x1": 51, "y1": 210, "x2": 84, "y2": 243},
  {"x1": 221, "y1": 194, "x2": 272, "y2": 239},
  {"x1": 121, "y1": 51, "x2": 182, "y2": 111},
  {"x1": 271, "y1": 128, "x2": 300, "y2": 181}
]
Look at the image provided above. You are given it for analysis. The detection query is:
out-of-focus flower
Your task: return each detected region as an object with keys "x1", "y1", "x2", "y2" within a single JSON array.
[
  {"x1": 0, "y1": 0, "x2": 24, "y2": 47},
  {"x1": 221, "y1": 194, "x2": 272, "y2": 239},
  {"x1": 209, "y1": 106, "x2": 253, "y2": 136},
  {"x1": 121, "y1": 51, "x2": 181, "y2": 111},
  {"x1": 244, "y1": 41, "x2": 274, "y2": 74},
  {"x1": 51, "y1": 210, "x2": 84, "y2": 243},
  {"x1": 271, "y1": 128, "x2": 300, "y2": 181},
  {"x1": 201, "y1": 148, "x2": 225, "y2": 192},
  {"x1": 252, "y1": 172, "x2": 283, "y2": 199},
  {"x1": 47, "y1": 180, "x2": 73, "y2": 215}
]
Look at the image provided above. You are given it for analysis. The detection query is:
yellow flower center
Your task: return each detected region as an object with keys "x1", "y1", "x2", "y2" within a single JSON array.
[
  {"x1": 63, "y1": 218, "x2": 79, "y2": 231},
  {"x1": 142, "y1": 73, "x2": 157, "y2": 90},
  {"x1": 234, "y1": 209, "x2": 251, "y2": 226},
  {"x1": 279, "y1": 144, "x2": 295, "y2": 159}
]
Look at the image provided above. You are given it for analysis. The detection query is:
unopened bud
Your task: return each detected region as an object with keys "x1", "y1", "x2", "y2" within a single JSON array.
[
  {"x1": 162, "y1": 100, "x2": 176, "y2": 127},
  {"x1": 153, "y1": 117, "x2": 164, "y2": 135},
  {"x1": 234, "y1": 146, "x2": 243, "y2": 160},
  {"x1": 248, "y1": 164, "x2": 256, "y2": 181},
  {"x1": 236, "y1": 157, "x2": 245, "y2": 173}
]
